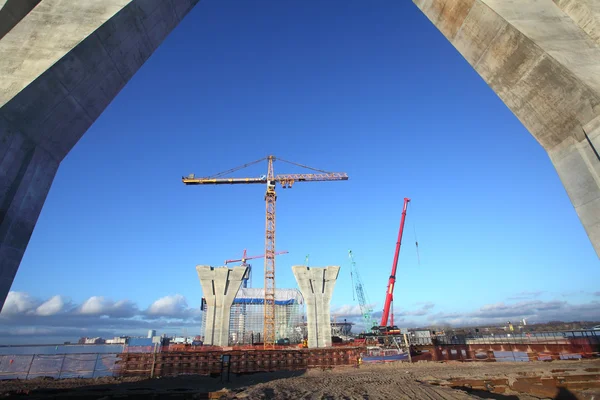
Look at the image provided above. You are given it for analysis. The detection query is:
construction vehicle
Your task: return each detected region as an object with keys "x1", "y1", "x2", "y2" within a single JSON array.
[
  {"x1": 183, "y1": 155, "x2": 347, "y2": 348},
  {"x1": 379, "y1": 197, "x2": 411, "y2": 332},
  {"x1": 225, "y1": 249, "x2": 289, "y2": 288}
]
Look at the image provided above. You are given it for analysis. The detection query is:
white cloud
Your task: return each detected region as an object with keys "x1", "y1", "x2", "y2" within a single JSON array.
[
  {"x1": 78, "y1": 296, "x2": 137, "y2": 317},
  {"x1": 427, "y1": 299, "x2": 600, "y2": 326},
  {"x1": 1, "y1": 292, "x2": 39, "y2": 315},
  {"x1": 332, "y1": 304, "x2": 366, "y2": 317},
  {"x1": 146, "y1": 294, "x2": 195, "y2": 318},
  {"x1": 507, "y1": 291, "x2": 544, "y2": 300},
  {"x1": 36, "y1": 296, "x2": 67, "y2": 316},
  {"x1": 1, "y1": 292, "x2": 38, "y2": 315},
  {"x1": 0, "y1": 292, "x2": 202, "y2": 344},
  {"x1": 329, "y1": 298, "x2": 600, "y2": 332},
  {"x1": 397, "y1": 302, "x2": 435, "y2": 317},
  {"x1": 79, "y1": 296, "x2": 108, "y2": 315}
]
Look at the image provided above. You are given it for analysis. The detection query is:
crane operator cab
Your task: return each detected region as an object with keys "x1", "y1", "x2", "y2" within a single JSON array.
[{"x1": 267, "y1": 180, "x2": 276, "y2": 192}]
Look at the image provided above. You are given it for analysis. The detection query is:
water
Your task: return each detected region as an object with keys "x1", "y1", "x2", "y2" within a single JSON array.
[
  {"x1": 0, "y1": 345, "x2": 127, "y2": 380},
  {"x1": 0, "y1": 344, "x2": 125, "y2": 355}
]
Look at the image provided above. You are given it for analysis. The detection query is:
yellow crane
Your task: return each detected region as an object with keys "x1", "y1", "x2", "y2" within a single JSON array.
[{"x1": 182, "y1": 155, "x2": 348, "y2": 348}]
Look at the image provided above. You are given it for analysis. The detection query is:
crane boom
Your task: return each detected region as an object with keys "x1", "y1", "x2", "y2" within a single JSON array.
[
  {"x1": 224, "y1": 250, "x2": 289, "y2": 265},
  {"x1": 224, "y1": 249, "x2": 289, "y2": 289},
  {"x1": 183, "y1": 155, "x2": 347, "y2": 348},
  {"x1": 182, "y1": 173, "x2": 348, "y2": 186},
  {"x1": 348, "y1": 250, "x2": 376, "y2": 331},
  {"x1": 380, "y1": 197, "x2": 410, "y2": 327}
]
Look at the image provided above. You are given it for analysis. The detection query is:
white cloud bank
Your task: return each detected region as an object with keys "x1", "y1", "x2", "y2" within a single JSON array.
[
  {"x1": 333, "y1": 298, "x2": 600, "y2": 331},
  {"x1": 0, "y1": 292, "x2": 201, "y2": 344}
]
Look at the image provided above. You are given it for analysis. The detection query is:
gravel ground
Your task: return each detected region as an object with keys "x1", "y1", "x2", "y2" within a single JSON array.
[{"x1": 0, "y1": 359, "x2": 598, "y2": 399}]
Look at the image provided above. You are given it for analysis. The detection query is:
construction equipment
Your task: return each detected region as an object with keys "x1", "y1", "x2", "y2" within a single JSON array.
[
  {"x1": 224, "y1": 249, "x2": 289, "y2": 288},
  {"x1": 380, "y1": 197, "x2": 411, "y2": 328},
  {"x1": 182, "y1": 155, "x2": 348, "y2": 348},
  {"x1": 348, "y1": 250, "x2": 377, "y2": 332}
]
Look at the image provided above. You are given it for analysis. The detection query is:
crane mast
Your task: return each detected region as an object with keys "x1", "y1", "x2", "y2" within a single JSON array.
[
  {"x1": 380, "y1": 197, "x2": 410, "y2": 327},
  {"x1": 182, "y1": 155, "x2": 348, "y2": 348},
  {"x1": 264, "y1": 156, "x2": 277, "y2": 347},
  {"x1": 348, "y1": 250, "x2": 376, "y2": 331}
]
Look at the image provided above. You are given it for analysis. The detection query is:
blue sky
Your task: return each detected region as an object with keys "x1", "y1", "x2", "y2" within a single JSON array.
[{"x1": 2, "y1": 0, "x2": 599, "y2": 343}]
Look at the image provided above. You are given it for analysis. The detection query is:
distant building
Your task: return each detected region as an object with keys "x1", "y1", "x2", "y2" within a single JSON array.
[
  {"x1": 148, "y1": 329, "x2": 156, "y2": 338},
  {"x1": 170, "y1": 336, "x2": 192, "y2": 344},
  {"x1": 84, "y1": 337, "x2": 105, "y2": 344},
  {"x1": 105, "y1": 337, "x2": 127, "y2": 344}
]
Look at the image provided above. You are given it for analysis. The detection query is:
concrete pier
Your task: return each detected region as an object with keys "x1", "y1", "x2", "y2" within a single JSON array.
[
  {"x1": 292, "y1": 265, "x2": 340, "y2": 348},
  {"x1": 0, "y1": 0, "x2": 200, "y2": 311},
  {"x1": 413, "y1": 0, "x2": 600, "y2": 257},
  {"x1": 196, "y1": 265, "x2": 248, "y2": 347}
]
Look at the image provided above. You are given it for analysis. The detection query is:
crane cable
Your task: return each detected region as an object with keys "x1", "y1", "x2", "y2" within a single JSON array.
[
  {"x1": 409, "y1": 202, "x2": 420, "y2": 266},
  {"x1": 208, "y1": 157, "x2": 267, "y2": 178},
  {"x1": 277, "y1": 157, "x2": 332, "y2": 173},
  {"x1": 206, "y1": 156, "x2": 331, "y2": 178},
  {"x1": 349, "y1": 250, "x2": 356, "y2": 302}
]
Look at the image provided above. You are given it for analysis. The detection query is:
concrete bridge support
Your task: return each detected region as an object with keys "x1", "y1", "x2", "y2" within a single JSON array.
[
  {"x1": 413, "y1": 0, "x2": 600, "y2": 257},
  {"x1": 0, "y1": 0, "x2": 200, "y2": 311},
  {"x1": 196, "y1": 265, "x2": 248, "y2": 347},
  {"x1": 292, "y1": 265, "x2": 340, "y2": 348}
]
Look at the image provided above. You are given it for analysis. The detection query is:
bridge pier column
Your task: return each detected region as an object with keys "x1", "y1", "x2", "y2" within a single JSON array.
[
  {"x1": 292, "y1": 265, "x2": 340, "y2": 348},
  {"x1": 196, "y1": 265, "x2": 247, "y2": 347}
]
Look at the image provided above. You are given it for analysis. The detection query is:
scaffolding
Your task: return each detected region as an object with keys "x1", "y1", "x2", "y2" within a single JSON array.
[{"x1": 201, "y1": 288, "x2": 305, "y2": 346}]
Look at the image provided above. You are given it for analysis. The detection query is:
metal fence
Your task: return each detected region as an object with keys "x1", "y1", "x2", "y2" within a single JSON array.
[
  {"x1": 408, "y1": 330, "x2": 600, "y2": 346},
  {"x1": 0, "y1": 353, "x2": 122, "y2": 380}
]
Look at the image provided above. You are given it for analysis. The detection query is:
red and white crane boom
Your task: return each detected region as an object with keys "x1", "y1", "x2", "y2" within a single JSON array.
[{"x1": 380, "y1": 197, "x2": 410, "y2": 327}]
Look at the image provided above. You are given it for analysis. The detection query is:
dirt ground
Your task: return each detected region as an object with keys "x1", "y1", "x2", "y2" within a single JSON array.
[{"x1": 0, "y1": 359, "x2": 598, "y2": 399}]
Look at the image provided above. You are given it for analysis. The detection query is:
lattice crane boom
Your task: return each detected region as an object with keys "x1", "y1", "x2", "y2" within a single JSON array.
[
  {"x1": 224, "y1": 249, "x2": 289, "y2": 265},
  {"x1": 348, "y1": 250, "x2": 376, "y2": 331},
  {"x1": 183, "y1": 155, "x2": 348, "y2": 348},
  {"x1": 380, "y1": 197, "x2": 411, "y2": 327},
  {"x1": 224, "y1": 249, "x2": 289, "y2": 289}
]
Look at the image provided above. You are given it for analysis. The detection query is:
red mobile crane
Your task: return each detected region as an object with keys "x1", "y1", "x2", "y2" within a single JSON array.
[{"x1": 380, "y1": 197, "x2": 411, "y2": 329}]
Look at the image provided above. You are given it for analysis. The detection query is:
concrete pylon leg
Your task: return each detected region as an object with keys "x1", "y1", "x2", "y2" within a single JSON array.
[
  {"x1": 0, "y1": 0, "x2": 201, "y2": 312},
  {"x1": 196, "y1": 266, "x2": 247, "y2": 347},
  {"x1": 292, "y1": 266, "x2": 340, "y2": 348},
  {"x1": 412, "y1": 0, "x2": 600, "y2": 257}
]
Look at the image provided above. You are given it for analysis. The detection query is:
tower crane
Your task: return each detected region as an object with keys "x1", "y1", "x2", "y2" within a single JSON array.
[
  {"x1": 348, "y1": 250, "x2": 377, "y2": 331},
  {"x1": 224, "y1": 249, "x2": 289, "y2": 288},
  {"x1": 380, "y1": 197, "x2": 410, "y2": 328},
  {"x1": 182, "y1": 155, "x2": 348, "y2": 348}
]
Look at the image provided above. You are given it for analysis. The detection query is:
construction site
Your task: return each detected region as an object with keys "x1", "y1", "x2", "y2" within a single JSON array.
[
  {"x1": 2, "y1": 0, "x2": 600, "y2": 399},
  {"x1": 201, "y1": 287, "x2": 305, "y2": 346}
]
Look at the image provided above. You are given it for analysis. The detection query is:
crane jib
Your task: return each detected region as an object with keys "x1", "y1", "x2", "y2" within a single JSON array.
[
  {"x1": 182, "y1": 177, "x2": 266, "y2": 185},
  {"x1": 182, "y1": 174, "x2": 348, "y2": 185}
]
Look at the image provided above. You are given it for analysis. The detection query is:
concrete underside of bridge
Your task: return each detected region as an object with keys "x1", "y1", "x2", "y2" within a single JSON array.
[
  {"x1": 413, "y1": 0, "x2": 600, "y2": 257},
  {"x1": 0, "y1": 0, "x2": 200, "y2": 310}
]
